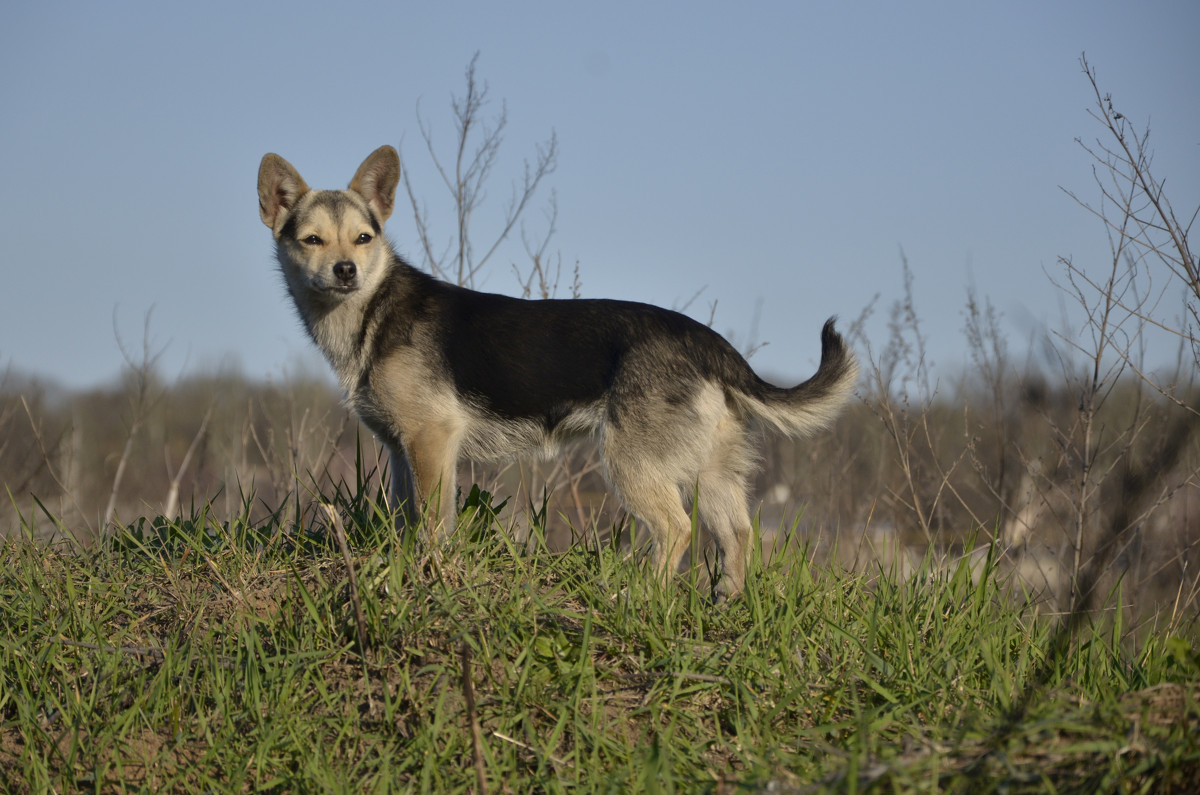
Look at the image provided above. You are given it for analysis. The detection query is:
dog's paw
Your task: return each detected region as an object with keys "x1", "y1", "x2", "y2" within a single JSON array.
[{"x1": 712, "y1": 578, "x2": 745, "y2": 605}]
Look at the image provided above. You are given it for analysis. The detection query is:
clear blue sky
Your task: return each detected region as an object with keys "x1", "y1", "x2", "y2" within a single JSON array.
[{"x1": 2, "y1": 1, "x2": 1197, "y2": 391}]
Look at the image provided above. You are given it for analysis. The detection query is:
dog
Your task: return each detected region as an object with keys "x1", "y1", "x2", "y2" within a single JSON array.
[{"x1": 257, "y1": 145, "x2": 857, "y2": 599}]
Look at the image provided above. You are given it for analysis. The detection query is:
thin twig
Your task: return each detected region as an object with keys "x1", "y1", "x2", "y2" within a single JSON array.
[
  {"x1": 460, "y1": 641, "x2": 490, "y2": 794},
  {"x1": 492, "y1": 731, "x2": 570, "y2": 769},
  {"x1": 164, "y1": 404, "x2": 212, "y2": 517},
  {"x1": 324, "y1": 504, "x2": 369, "y2": 654}
]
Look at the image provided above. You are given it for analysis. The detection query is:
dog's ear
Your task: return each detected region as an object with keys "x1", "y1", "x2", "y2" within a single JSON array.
[
  {"x1": 258, "y1": 153, "x2": 310, "y2": 233},
  {"x1": 349, "y1": 145, "x2": 401, "y2": 224}
]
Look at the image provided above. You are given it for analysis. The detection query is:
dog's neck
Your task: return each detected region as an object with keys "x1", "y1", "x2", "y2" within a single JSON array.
[
  {"x1": 288, "y1": 253, "x2": 421, "y2": 394},
  {"x1": 289, "y1": 285, "x2": 374, "y2": 392}
]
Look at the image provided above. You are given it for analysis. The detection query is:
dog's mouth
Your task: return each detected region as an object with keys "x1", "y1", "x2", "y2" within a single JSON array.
[{"x1": 309, "y1": 281, "x2": 359, "y2": 296}]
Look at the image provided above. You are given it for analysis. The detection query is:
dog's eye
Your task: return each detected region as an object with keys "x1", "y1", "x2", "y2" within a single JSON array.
[
  {"x1": 302, "y1": 234, "x2": 323, "y2": 246},
  {"x1": 355, "y1": 233, "x2": 373, "y2": 245}
]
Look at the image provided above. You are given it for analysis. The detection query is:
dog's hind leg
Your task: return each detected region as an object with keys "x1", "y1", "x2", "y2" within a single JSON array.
[
  {"x1": 697, "y1": 474, "x2": 753, "y2": 601},
  {"x1": 696, "y1": 422, "x2": 756, "y2": 601},
  {"x1": 601, "y1": 429, "x2": 693, "y2": 587},
  {"x1": 618, "y1": 477, "x2": 694, "y2": 587}
]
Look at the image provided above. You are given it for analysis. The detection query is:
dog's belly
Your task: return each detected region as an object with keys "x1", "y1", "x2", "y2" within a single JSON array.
[{"x1": 458, "y1": 401, "x2": 603, "y2": 462}]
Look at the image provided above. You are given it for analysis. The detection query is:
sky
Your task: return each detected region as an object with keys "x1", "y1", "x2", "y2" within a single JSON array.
[{"x1": 2, "y1": 1, "x2": 1198, "y2": 393}]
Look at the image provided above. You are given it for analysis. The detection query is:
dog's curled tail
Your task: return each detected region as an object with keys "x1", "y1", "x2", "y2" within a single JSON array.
[{"x1": 733, "y1": 318, "x2": 858, "y2": 438}]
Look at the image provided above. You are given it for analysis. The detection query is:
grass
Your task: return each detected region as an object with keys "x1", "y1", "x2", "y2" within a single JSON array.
[{"x1": 1, "y1": 484, "x2": 1198, "y2": 793}]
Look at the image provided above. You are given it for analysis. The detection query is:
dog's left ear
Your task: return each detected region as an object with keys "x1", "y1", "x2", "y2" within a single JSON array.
[{"x1": 349, "y1": 145, "x2": 401, "y2": 224}]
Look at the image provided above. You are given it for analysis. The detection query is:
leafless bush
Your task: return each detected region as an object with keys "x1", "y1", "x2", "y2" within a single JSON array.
[
  {"x1": 767, "y1": 56, "x2": 1200, "y2": 628},
  {"x1": 1042, "y1": 55, "x2": 1199, "y2": 622},
  {"x1": 1, "y1": 373, "x2": 75, "y2": 529},
  {"x1": 402, "y1": 52, "x2": 558, "y2": 291},
  {"x1": 397, "y1": 53, "x2": 618, "y2": 543}
]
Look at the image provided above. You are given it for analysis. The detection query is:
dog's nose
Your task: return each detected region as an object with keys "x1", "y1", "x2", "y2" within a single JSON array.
[{"x1": 333, "y1": 261, "x2": 357, "y2": 284}]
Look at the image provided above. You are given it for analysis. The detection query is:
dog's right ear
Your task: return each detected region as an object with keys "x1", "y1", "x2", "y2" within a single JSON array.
[{"x1": 258, "y1": 153, "x2": 310, "y2": 233}]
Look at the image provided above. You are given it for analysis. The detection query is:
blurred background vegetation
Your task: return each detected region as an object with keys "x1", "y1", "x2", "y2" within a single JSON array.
[{"x1": 3, "y1": 55, "x2": 1196, "y2": 637}]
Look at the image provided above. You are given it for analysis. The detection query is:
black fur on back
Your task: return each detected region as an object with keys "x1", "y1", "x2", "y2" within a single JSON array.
[{"x1": 358, "y1": 253, "x2": 763, "y2": 426}]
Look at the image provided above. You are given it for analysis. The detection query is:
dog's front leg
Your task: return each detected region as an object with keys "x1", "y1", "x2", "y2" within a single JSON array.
[
  {"x1": 388, "y1": 447, "x2": 420, "y2": 528},
  {"x1": 405, "y1": 425, "x2": 460, "y2": 542}
]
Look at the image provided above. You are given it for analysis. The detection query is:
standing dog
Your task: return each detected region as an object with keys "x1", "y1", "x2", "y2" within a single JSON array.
[{"x1": 258, "y1": 145, "x2": 857, "y2": 599}]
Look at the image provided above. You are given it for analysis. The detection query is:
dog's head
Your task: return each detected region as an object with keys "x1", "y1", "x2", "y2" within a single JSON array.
[{"x1": 257, "y1": 146, "x2": 400, "y2": 303}]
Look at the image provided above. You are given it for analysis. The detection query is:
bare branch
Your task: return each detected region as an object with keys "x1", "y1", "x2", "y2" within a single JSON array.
[
  {"x1": 163, "y1": 404, "x2": 212, "y2": 518},
  {"x1": 104, "y1": 308, "x2": 167, "y2": 530},
  {"x1": 400, "y1": 52, "x2": 558, "y2": 290}
]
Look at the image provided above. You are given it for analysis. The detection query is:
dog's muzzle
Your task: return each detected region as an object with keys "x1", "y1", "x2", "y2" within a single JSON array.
[{"x1": 316, "y1": 261, "x2": 359, "y2": 294}]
